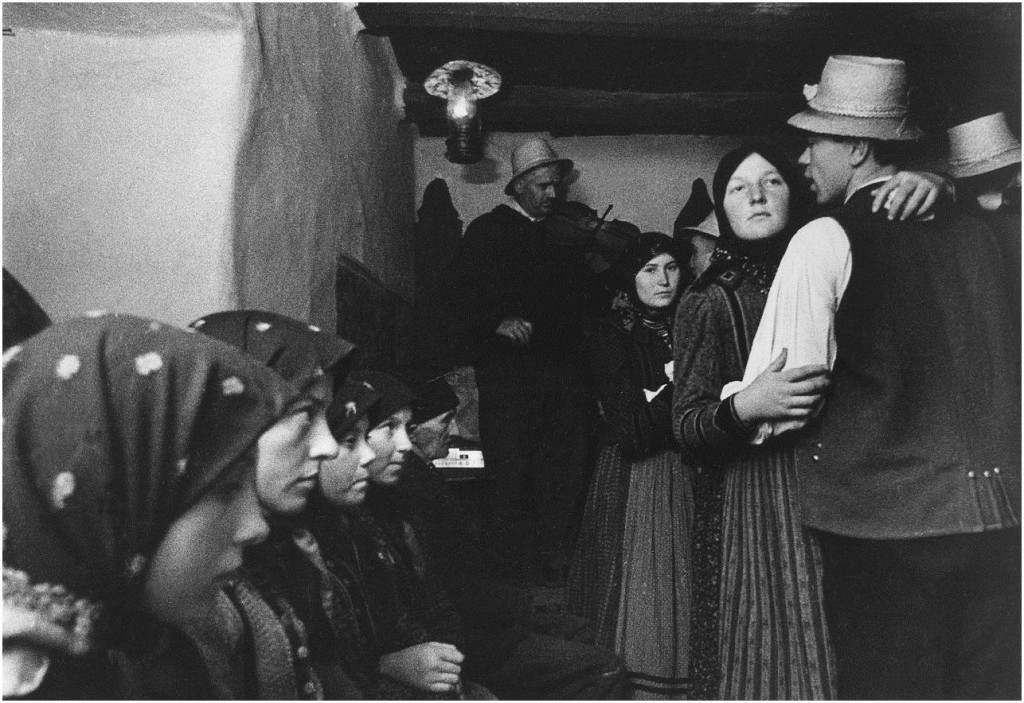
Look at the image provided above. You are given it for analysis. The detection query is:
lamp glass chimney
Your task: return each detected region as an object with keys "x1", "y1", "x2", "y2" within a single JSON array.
[{"x1": 446, "y1": 69, "x2": 477, "y2": 125}]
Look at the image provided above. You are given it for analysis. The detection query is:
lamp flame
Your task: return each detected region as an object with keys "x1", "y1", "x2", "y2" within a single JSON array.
[{"x1": 424, "y1": 61, "x2": 500, "y2": 165}]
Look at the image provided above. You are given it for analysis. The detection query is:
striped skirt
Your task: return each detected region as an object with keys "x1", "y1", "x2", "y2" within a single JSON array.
[
  {"x1": 567, "y1": 445, "x2": 694, "y2": 699},
  {"x1": 692, "y1": 445, "x2": 836, "y2": 700},
  {"x1": 567, "y1": 443, "x2": 633, "y2": 650},
  {"x1": 615, "y1": 449, "x2": 693, "y2": 699}
]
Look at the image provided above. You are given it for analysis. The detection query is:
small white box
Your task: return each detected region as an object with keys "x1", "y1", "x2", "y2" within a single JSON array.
[{"x1": 433, "y1": 448, "x2": 486, "y2": 469}]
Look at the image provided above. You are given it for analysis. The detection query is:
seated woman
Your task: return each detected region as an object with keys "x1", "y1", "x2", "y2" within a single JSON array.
[
  {"x1": 400, "y1": 375, "x2": 627, "y2": 700},
  {"x1": 2, "y1": 313, "x2": 290, "y2": 698},
  {"x1": 185, "y1": 310, "x2": 358, "y2": 699},
  {"x1": 249, "y1": 375, "x2": 385, "y2": 699},
  {"x1": 567, "y1": 232, "x2": 693, "y2": 699},
  {"x1": 310, "y1": 371, "x2": 493, "y2": 700},
  {"x1": 300, "y1": 376, "x2": 382, "y2": 696}
]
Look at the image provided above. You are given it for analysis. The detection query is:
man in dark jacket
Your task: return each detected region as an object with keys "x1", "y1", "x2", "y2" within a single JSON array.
[
  {"x1": 755, "y1": 55, "x2": 1020, "y2": 699},
  {"x1": 443, "y1": 138, "x2": 595, "y2": 584},
  {"x1": 397, "y1": 375, "x2": 626, "y2": 699},
  {"x1": 946, "y1": 110, "x2": 1021, "y2": 345}
]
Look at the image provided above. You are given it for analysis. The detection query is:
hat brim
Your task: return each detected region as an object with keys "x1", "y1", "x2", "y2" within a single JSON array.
[
  {"x1": 949, "y1": 146, "x2": 1022, "y2": 179},
  {"x1": 788, "y1": 107, "x2": 922, "y2": 142},
  {"x1": 504, "y1": 158, "x2": 574, "y2": 195}
]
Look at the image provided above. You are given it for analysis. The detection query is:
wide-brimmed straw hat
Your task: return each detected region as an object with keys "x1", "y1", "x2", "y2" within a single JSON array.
[
  {"x1": 504, "y1": 138, "x2": 574, "y2": 195},
  {"x1": 788, "y1": 55, "x2": 922, "y2": 142},
  {"x1": 946, "y1": 112, "x2": 1022, "y2": 179}
]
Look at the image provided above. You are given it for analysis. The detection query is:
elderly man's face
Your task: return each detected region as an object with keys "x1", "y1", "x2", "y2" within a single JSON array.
[
  {"x1": 410, "y1": 410, "x2": 456, "y2": 462},
  {"x1": 798, "y1": 134, "x2": 855, "y2": 206},
  {"x1": 513, "y1": 164, "x2": 564, "y2": 218}
]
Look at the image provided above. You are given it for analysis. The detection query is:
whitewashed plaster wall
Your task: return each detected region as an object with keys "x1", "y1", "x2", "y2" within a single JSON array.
[
  {"x1": 3, "y1": 4, "x2": 256, "y2": 327},
  {"x1": 3, "y1": 3, "x2": 413, "y2": 329}
]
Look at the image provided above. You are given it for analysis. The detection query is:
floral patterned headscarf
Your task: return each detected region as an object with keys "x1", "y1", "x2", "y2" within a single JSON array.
[
  {"x1": 2, "y1": 313, "x2": 296, "y2": 650},
  {"x1": 190, "y1": 310, "x2": 357, "y2": 392}
]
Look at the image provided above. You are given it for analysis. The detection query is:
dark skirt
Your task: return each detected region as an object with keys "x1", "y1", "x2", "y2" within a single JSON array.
[
  {"x1": 568, "y1": 444, "x2": 693, "y2": 699},
  {"x1": 567, "y1": 444, "x2": 632, "y2": 649},
  {"x1": 689, "y1": 444, "x2": 836, "y2": 700}
]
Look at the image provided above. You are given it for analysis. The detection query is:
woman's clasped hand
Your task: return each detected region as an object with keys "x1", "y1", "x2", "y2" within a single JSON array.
[
  {"x1": 379, "y1": 641, "x2": 466, "y2": 694},
  {"x1": 731, "y1": 349, "x2": 830, "y2": 429}
]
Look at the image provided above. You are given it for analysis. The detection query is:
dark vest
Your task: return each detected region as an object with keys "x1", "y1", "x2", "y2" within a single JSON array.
[{"x1": 796, "y1": 187, "x2": 1020, "y2": 539}]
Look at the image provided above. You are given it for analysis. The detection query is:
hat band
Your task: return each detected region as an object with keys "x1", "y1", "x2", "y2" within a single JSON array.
[
  {"x1": 788, "y1": 107, "x2": 922, "y2": 141},
  {"x1": 810, "y1": 97, "x2": 908, "y2": 119},
  {"x1": 948, "y1": 145, "x2": 1022, "y2": 170}
]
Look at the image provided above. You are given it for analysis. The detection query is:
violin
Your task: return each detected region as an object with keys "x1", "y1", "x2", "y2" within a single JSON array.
[{"x1": 544, "y1": 200, "x2": 640, "y2": 275}]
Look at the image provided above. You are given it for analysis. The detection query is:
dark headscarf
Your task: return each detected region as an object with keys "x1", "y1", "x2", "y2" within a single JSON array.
[
  {"x1": 189, "y1": 310, "x2": 362, "y2": 688},
  {"x1": 610, "y1": 230, "x2": 684, "y2": 291},
  {"x1": 624, "y1": 232, "x2": 685, "y2": 280},
  {"x1": 409, "y1": 375, "x2": 460, "y2": 426},
  {"x1": 711, "y1": 143, "x2": 810, "y2": 267},
  {"x1": 2, "y1": 314, "x2": 295, "y2": 655},
  {"x1": 327, "y1": 377, "x2": 383, "y2": 438},
  {"x1": 603, "y1": 231, "x2": 685, "y2": 349},
  {"x1": 347, "y1": 370, "x2": 417, "y2": 427},
  {"x1": 609, "y1": 231, "x2": 688, "y2": 318},
  {"x1": 190, "y1": 310, "x2": 357, "y2": 393}
]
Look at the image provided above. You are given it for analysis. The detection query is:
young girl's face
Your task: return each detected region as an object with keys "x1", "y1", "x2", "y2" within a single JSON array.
[
  {"x1": 143, "y1": 464, "x2": 267, "y2": 629},
  {"x1": 634, "y1": 253, "x2": 681, "y2": 311},
  {"x1": 366, "y1": 408, "x2": 413, "y2": 486},
  {"x1": 724, "y1": 152, "x2": 792, "y2": 239},
  {"x1": 319, "y1": 416, "x2": 375, "y2": 508},
  {"x1": 409, "y1": 410, "x2": 456, "y2": 462}
]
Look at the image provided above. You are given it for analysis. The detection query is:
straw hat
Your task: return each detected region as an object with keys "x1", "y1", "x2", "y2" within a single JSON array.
[
  {"x1": 788, "y1": 55, "x2": 923, "y2": 141},
  {"x1": 946, "y1": 112, "x2": 1022, "y2": 179},
  {"x1": 504, "y1": 138, "x2": 573, "y2": 195}
]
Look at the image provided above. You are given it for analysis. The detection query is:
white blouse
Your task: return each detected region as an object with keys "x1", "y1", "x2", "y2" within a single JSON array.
[
  {"x1": 719, "y1": 176, "x2": 940, "y2": 442},
  {"x1": 719, "y1": 215, "x2": 852, "y2": 443}
]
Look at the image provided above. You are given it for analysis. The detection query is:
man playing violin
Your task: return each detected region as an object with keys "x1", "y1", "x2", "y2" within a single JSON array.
[{"x1": 443, "y1": 138, "x2": 595, "y2": 586}]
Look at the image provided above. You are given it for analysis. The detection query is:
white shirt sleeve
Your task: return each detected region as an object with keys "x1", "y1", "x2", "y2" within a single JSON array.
[{"x1": 720, "y1": 217, "x2": 852, "y2": 442}]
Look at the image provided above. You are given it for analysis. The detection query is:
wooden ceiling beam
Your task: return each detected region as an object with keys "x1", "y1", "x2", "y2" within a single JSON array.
[
  {"x1": 358, "y1": 3, "x2": 1017, "y2": 43},
  {"x1": 372, "y1": 3, "x2": 1020, "y2": 137}
]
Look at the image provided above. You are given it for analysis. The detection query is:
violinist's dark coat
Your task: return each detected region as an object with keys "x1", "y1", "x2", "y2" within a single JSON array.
[
  {"x1": 442, "y1": 203, "x2": 595, "y2": 576},
  {"x1": 443, "y1": 204, "x2": 593, "y2": 366}
]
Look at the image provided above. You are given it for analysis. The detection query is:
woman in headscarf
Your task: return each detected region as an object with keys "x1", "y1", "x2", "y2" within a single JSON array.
[
  {"x1": 295, "y1": 374, "x2": 393, "y2": 697},
  {"x1": 311, "y1": 371, "x2": 496, "y2": 700},
  {"x1": 567, "y1": 231, "x2": 692, "y2": 699},
  {"x1": 186, "y1": 310, "x2": 359, "y2": 699},
  {"x1": 325, "y1": 371, "x2": 469, "y2": 698},
  {"x1": 271, "y1": 374, "x2": 383, "y2": 700},
  {"x1": 672, "y1": 144, "x2": 836, "y2": 700},
  {"x1": 2, "y1": 313, "x2": 292, "y2": 698}
]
